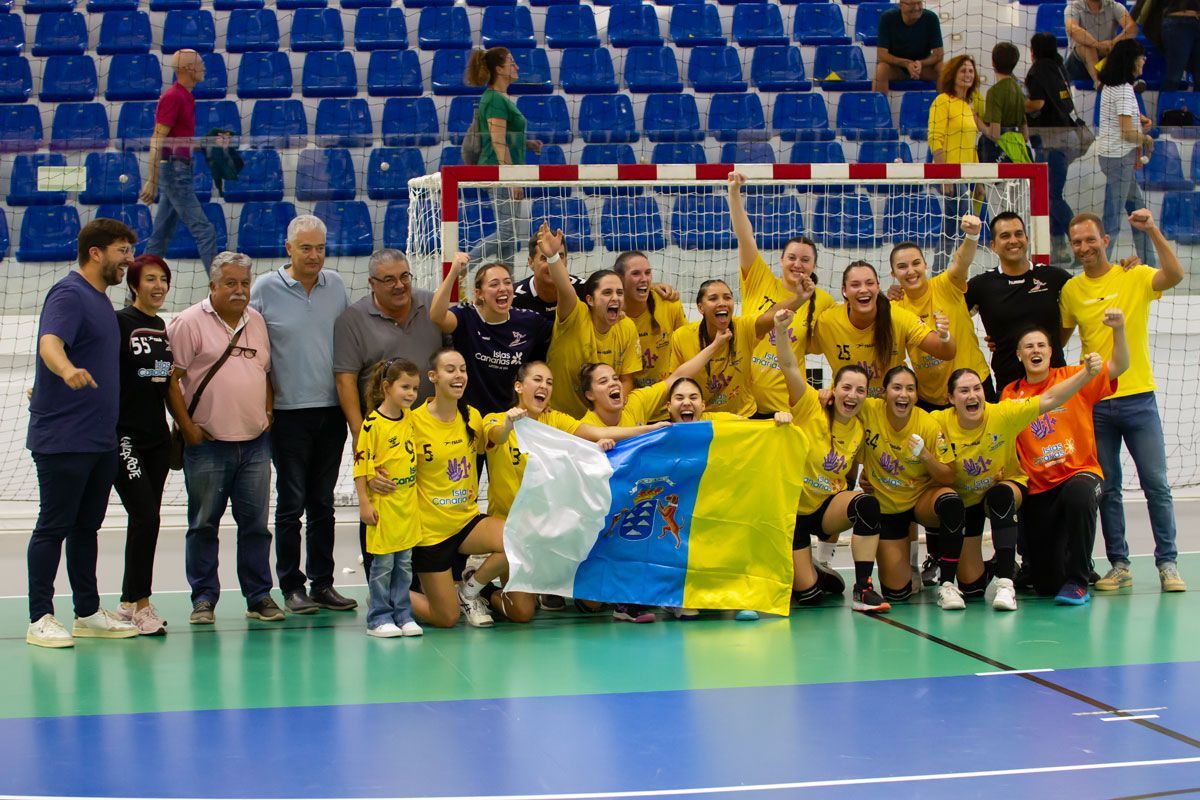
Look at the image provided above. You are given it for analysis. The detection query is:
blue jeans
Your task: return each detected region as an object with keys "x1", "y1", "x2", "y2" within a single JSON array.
[
  {"x1": 1161, "y1": 17, "x2": 1200, "y2": 93},
  {"x1": 1042, "y1": 145, "x2": 1073, "y2": 238},
  {"x1": 468, "y1": 186, "x2": 520, "y2": 266},
  {"x1": 367, "y1": 550, "x2": 414, "y2": 629},
  {"x1": 1098, "y1": 154, "x2": 1156, "y2": 267},
  {"x1": 183, "y1": 434, "x2": 274, "y2": 607},
  {"x1": 1092, "y1": 392, "x2": 1177, "y2": 567},
  {"x1": 144, "y1": 158, "x2": 219, "y2": 273}
]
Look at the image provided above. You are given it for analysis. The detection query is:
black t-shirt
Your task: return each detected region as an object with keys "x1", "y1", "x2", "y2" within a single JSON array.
[
  {"x1": 1025, "y1": 59, "x2": 1076, "y2": 129},
  {"x1": 965, "y1": 264, "x2": 1072, "y2": 391},
  {"x1": 449, "y1": 304, "x2": 552, "y2": 415},
  {"x1": 512, "y1": 273, "x2": 587, "y2": 320},
  {"x1": 116, "y1": 306, "x2": 172, "y2": 444}
]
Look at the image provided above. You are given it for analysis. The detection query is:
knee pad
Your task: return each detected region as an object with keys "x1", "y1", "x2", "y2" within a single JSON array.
[
  {"x1": 934, "y1": 492, "x2": 965, "y2": 534},
  {"x1": 848, "y1": 493, "x2": 881, "y2": 535},
  {"x1": 792, "y1": 515, "x2": 812, "y2": 551},
  {"x1": 881, "y1": 580, "x2": 914, "y2": 602},
  {"x1": 959, "y1": 572, "x2": 989, "y2": 599},
  {"x1": 985, "y1": 484, "x2": 1020, "y2": 550}
]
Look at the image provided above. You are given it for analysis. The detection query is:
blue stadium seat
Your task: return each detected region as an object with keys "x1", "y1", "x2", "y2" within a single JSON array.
[
  {"x1": 0, "y1": 105, "x2": 44, "y2": 151},
  {"x1": 1035, "y1": 4, "x2": 1067, "y2": 46},
  {"x1": 853, "y1": 3, "x2": 893, "y2": 45},
  {"x1": 314, "y1": 200, "x2": 374, "y2": 256},
  {"x1": 1193, "y1": 144, "x2": 1200, "y2": 182},
  {"x1": 248, "y1": 99, "x2": 307, "y2": 146},
  {"x1": 382, "y1": 96, "x2": 440, "y2": 145},
  {"x1": 517, "y1": 94, "x2": 574, "y2": 144},
  {"x1": 1158, "y1": 92, "x2": 1200, "y2": 137},
  {"x1": 609, "y1": 4, "x2": 663, "y2": 47},
  {"x1": 79, "y1": 152, "x2": 141, "y2": 204},
  {"x1": 383, "y1": 199, "x2": 409, "y2": 250},
  {"x1": 104, "y1": 53, "x2": 162, "y2": 101},
  {"x1": 882, "y1": 191, "x2": 941, "y2": 245},
  {"x1": 789, "y1": 140, "x2": 845, "y2": 163},
  {"x1": 1162, "y1": 191, "x2": 1200, "y2": 244},
  {"x1": 150, "y1": 0, "x2": 201, "y2": 10},
  {"x1": 418, "y1": 7, "x2": 471, "y2": 49},
  {"x1": 579, "y1": 94, "x2": 639, "y2": 142},
  {"x1": 39, "y1": 55, "x2": 97, "y2": 102},
  {"x1": 796, "y1": 4, "x2": 849, "y2": 44},
  {"x1": 446, "y1": 95, "x2": 481, "y2": 143},
  {"x1": 530, "y1": 197, "x2": 594, "y2": 252},
  {"x1": 510, "y1": 48, "x2": 553, "y2": 94},
  {"x1": 624, "y1": 46, "x2": 683, "y2": 93},
  {"x1": 368, "y1": 50, "x2": 423, "y2": 96},
  {"x1": 651, "y1": 142, "x2": 707, "y2": 163},
  {"x1": 196, "y1": 99, "x2": 242, "y2": 137},
  {"x1": 342, "y1": 0, "x2": 388, "y2": 7},
  {"x1": 580, "y1": 141, "x2": 637, "y2": 190},
  {"x1": 0, "y1": 57, "x2": 32, "y2": 102},
  {"x1": 732, "y1": 3, "x2": 788, "y2": 46},
  {"x1": 899, "y1": 90, "x2": 936, "y2": 138},
  {"x1": 1139, "y1": 139, "x2": 1193, "y2": 191},
  {"x1": 812, "y1": 193, "x2": 879, "y2": 247},
  {"x1": 432, "y1": 49, "x2": 482, "y2": 95},
  {"x1": 837, "y1": 92, "x2": 897, "y2": 140},
  {"x1": 161, "y1": 9, "x2": 216, "y2": 53},
  {"x1": 721, "y1": 141, "x2": 776, "y2": 163},
  {"x1": 545, "y1": 5, "x2": 600, "y2": 48},
  {"x1": 50, "y1": 102, "x2": 109, "y2": 150},
  {"x1": 7, "y1": 154, "x2": 68, "y2": 205},
  {"x1": 97, "y1": 11, "x2": 151, "y2": 54},
  {"x1": 671, "y1": 195, "x2": 733, "y2": 249},
  {"x1": 17, "y1": 206, "x2": 80, "y2": 262},
  {"x1": 33, "y1": 13, "x2": 88, "y2": 56},
  {"x1": 223, "y1": 149, "x2": 284, "y2": 201},
  {"x1": 88, "y1": 0, "x2": 137, "y2": 10},
  {"x1": 750, "y1": 45, "x2": 811, "y2": 91},
  {"x1": 24, "y1": 0, "x2": 77, "y2": 11},
  {"x1": 601, "y1": 196, "x2": 666, "y2": 251},
  {"x1": 858, "y1": 139, "x2": 913, "y2": 163},
  {"x1": 561, "y1": 48, "x2": 619, "y2": 93},
  {"x1": 302, "y1": 51, "x2": 356, "y2": 97},
  {"x1": 117, "y1": 101, "x2": 156, "y2": 149},
  {"x1": 315, "y1": 98, "x2": 373, "y2": 146},
  {"x1": 688, "y1": 46, "x2": 747, "y2": 92},
  {"x1": 354, "y1": 8, "x2": 409, "y2": 50},
  {"x1": 94, "y1": 203, "x2": 153, "y2": 253},
  {"x1": 291, "y1": 9, "x2": 344, "y2": 51},
  {"x1": 773, "y1": 92, "x2": 832, "y2": 140},
  {"x1": 165, "y1": 202, "x2": 227, "y2": 258},
  {"x1": 214, "y1": 0, "x2": 264, "y2": 8},
  {"x1": 0, "y1": 208, "x2": 7, "y2": 259},
  {"x1": 644, "y1": 92, "x2": 702, "y2": 141},
  {"x1": 0, "y1": 14, "x2": 24, "y2": 56},
  {"x1": 670, "y1": 4, "x2": 724, "y2": 46},
  {"x1": 743, "y1": 194, "x2": 804, "y2": 248},
  {"x1": 367, "y1": 147, "x2": 425, "y2": 200},
  {"x1": 296, "y1": 148, "x2": 357, "y2": 201},
  {"x1": 481, "y1": 6, "x2": 535, "y2": 48},
  {"x1": 813, "y1": 44, "x2": 870, "y2": 89},
  {"x1": 225, "y1": 10, "x2": 280, "y2": 52},
  {"x1": 194, "y1": 52, "x2": 228, "y2": 98},
  {"x1": 278, "y1": 0, "x2": 325, "y2": 8},
  {"x1": 707, "y1": 92, "x2": 765, "y2": 141},
  {"x1": 237, "y1": 51, "x2": 293, "y2": 98},
  {"x1": 405, "y1": 0, "x2": 455, "y2": 7}
]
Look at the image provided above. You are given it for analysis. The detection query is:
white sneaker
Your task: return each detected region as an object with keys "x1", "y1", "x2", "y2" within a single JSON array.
[
  {"x1": 936, "y1": 582, "x2": 966, "y2": 610},
  {"x1": 367, "y1": 622, "x2": 403, "y2": 638},
  {"x1": 991, "y1": 578, "x2": 1018, "y2": 612},
  {"x1": 27, "y1": 614, "x2": 74, "y2": 648},
  {"x1": 400, "y1": 621, "x2": 424, "y2": 637},
  {"x1": 73, "y1": 609, "x2": 139, "y2": 638},
  {"x1": 133, "y1": 605, "x2": 168, "y2": 635},
  {"x1": 458, "y1": 588, "x2": 494, "y2": 627}
]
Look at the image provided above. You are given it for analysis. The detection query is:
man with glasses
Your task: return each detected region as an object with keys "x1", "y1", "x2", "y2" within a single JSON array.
[
  {"x1": 168, "y1": 251, "x2": 280, "y2": 624},
  {"x1": 872, "y1": 0, "x2": 944, "y2": 94}
]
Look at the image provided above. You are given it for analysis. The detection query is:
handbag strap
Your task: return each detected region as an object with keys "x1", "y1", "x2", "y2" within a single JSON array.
[{"x1": 185, "y1": 326, "x2": 244, "y2": 417}]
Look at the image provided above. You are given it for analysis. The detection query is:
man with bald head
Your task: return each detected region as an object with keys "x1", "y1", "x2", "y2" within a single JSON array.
[{"x1": 141, "y1": 49, "x2": 219, "y2": 273}]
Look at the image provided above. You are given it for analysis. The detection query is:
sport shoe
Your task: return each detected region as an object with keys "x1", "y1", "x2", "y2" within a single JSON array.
[
  {"x1": 734, "y1": 610, "x2": 759, "y2": 621},
  {"x1": 115, "y1": 602, "x2": 136, "y2": 623},
  {"x1": 936, "y1": 582, "x2": 966, "y2": 610},
  {"x1": 1159, "y1": 563, "x2": 1187, "y2": 592},
  {"x1": 814, "y1": 560, "x2": 846, "y2": 596},
  {"x1": 245, "y1": 597, "x2": 286, "y2": 622},
  {"x1": 852, "y1": 580, "x2": 891, "y2": 614},
  {"x1": 189, "y1": 600, "x2": 215, "y2": 625},
  {"x1": 284, "y1": 589, "x2": 319, "y2": 615},
  {"x1": 367, "y1": 622, "x2": 403, "y2": 638},
  {"x1": 667, "y1": 607, "x2": 700, "y2": 620},
  {"x1": 1055, "y1": 582, "x2": 1090, "y2": 605},
  {"x1": 73, "y1": 609, "x2": 139, "y2": 638},
  {"x1": 991, "y1": 578, "x2": 1018, "y2": 612},
  {"x1": 132, "y1": 605, "x2": 167, "y2": 635},
  {"x1": 920, "y1": 554, "x2": 940, "y2": 587},
  {"x1": 612, "y1": 604, "x2": 656, "y2": 623},
  {"x1": 400, "y1": 621, "x2": 424, "y2": 637},
  {"x1": 27, "y1": 614, "x2": 73, "y2": 648},
  {"x1": 458, "y1": 586, "x2": 494, "y2": 627},
  {"x1": 1014, "y1": 563, "x2": 1034, "y2": 592},
  {"x1": 538, "y1": 594, "x2": 566, "y2": 611},
  {"x1": 1095, "y1": 565, "x2": 1133, "y2": 591}
]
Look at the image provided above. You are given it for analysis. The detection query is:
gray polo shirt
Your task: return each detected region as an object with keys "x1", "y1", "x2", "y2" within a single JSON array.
[
  {"x1": 250, "y1": 266, "x2": 349, "y2": 410},
  {"x1": 1065, "y1": 0, "x2": 1126, "y2": 58},
  {"x1": 332, "y1": 289, "x2": 448, "y2": 412}
]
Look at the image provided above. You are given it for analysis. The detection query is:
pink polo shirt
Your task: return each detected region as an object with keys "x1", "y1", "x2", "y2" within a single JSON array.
[{"x1": 167, "y1": 297, "x2": 272, "y2": 442}]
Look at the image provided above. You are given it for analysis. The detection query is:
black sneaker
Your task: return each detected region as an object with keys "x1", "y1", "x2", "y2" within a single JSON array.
[
  {"x1": 245, "y1": 596, "x2": 286, "y2": 621},
  {"x1": 814, "y1": 560, "x2": 846, "y2": 596},
  {"x1": 310, "y1": 586, "x2": 358, "y2": 611},
  {"x1": 189, "y1": 599, "x2": 215, "y2": 625},
  {"x1": 852, "y1": 580, "x2": 891, "y2": 614},
  {"x1": 538, "y1": 594, "x2": 566, "y2": 611},
  {"x1": 284, "y1": 589, "x2": 319, "y2": 615},
  {"x1": 920, "y1": 554, "x2": 940, "y2": 587},
  {"x1": 792, "y1": 584, "x2": 824, "y2": 606}
]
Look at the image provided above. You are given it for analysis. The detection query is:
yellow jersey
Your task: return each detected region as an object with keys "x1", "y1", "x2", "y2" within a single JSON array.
[
  {"x1": 1059, "y1": 264, "x2": 1159, "y2": 399},
  {"x1": 547, "y1": 301, "x2": 642, "y2": 418},
  {"x1": 789, "y1": 388, "x2": 864, "y2": 515},
  {"x1": 895, "y1": 272, "x2": 991, "y2": 406},
  {"x1": 669, "y1": 314, "x2": 760, "y2": 417},
  {"x1": 858, "y1": 398, "x2": 952, "y2": 513},
  {"x1": 353, "y1": 410, "x2": 422, "y2": 555},
  {"x1": 629, "y1": 298, "x2": 688, "y2": 391},
  {"x1": 928, "y1": 91, "x2": 985, "y2": 165},
  {"x1": 482, "y1": 409, "x2": 582, "y2": 519},
  {"x1": 579, "y1": 382, "x2": 669, "y2": 428},
  {"x1": 409, "y1": 400, "x2": 488, "y2": 546},
  {"x1": 811, "y1": 303, "x2": 935, "y2": 397},
  {"x1": 932, "y1": 398, "x2": 1039, "y2": 506}
]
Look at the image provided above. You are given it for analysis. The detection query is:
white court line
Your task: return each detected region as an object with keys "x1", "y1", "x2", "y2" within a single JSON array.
[
  {"x1": 975, "y1": 668, "x2": 1055, "y2": 676},
  {"x1": 2, "y1": 757, "x2": 1199, "y2": 800},
  {"x1": 1101, "y1": 715, "x2": 1162, "y2": 722},
  {"x1": 0, "y1": 586, "x2": 370, "y2": 601},
  {"x1": 1075, "y1": 707, "x2": 1168, "y2": 716}
]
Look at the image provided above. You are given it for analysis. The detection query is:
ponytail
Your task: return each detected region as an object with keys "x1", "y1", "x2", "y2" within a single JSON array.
[
  {"x1": 842, "y1": 261, "x2": 892, "y2": 379},
  {"x1": 465, "y1": 47, "x2": 510, "y2": 88},
  {"x1": 613, "y1": 250, "x2": 658, "y2": 333},
  {"x1": 365, "y1": 357, "x2": 421, "y2": 413}
]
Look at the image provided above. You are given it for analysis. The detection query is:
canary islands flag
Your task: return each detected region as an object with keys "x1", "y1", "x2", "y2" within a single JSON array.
[{"x1": 502, "y1": 418, "x2": 804, "y2": 615}]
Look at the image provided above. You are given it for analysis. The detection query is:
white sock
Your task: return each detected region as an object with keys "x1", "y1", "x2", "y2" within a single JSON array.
[
  {"x1": 462, "y1": 577, "x2": 484, "y2": 598},
  {"x1": 910, "y1": 541, "x2": 920, "y2": 569},
  {"x1": 815, "y1": 541, "x2": 836, "y2": 564}
]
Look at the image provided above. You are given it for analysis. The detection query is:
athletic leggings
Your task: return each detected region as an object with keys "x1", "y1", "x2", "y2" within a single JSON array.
[
  {"x1": 113, "y1": 434, "x2": 170, "y2": 603},
  {"x1": 1022, "y1": 473, "x2": 1101, "y2": 596}
]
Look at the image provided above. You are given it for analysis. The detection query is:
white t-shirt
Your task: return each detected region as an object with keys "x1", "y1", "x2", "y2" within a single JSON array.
[{"x1": 1096, "y1": 83, "x2": 1138, "y2": 158}]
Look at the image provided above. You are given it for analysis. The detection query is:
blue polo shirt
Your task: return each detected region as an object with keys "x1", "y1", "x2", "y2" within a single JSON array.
[{"x1": 250, "y1": 266, "x2": 349, "y2": 410}]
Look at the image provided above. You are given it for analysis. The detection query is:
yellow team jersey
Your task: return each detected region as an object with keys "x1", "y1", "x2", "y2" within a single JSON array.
[
  {"x1": 629, "y1": 298, "x2": 688, "y2": 390},
  {"x1": 790, "y1": 388, "x2": 864, "y2": 515},
  {"x1": 739, "y1": 253, "x2": 836, "y2": 413},
  {"x1": 895, "y1": 272, "x2": 991, "y2": 406},
  {"x1": 547, "y1": 301, "x2": 642, "y2": 418},
  {"x1": 482, "y1": 409, "x2": 582, "y2": 519},
  {"x1": 932, "y1": 398, "x2": 1039, "y2": 506},
  {"x1": 579, "y1": 382, "x2": 669, "y2": 428},
  {"x1": 1059, "y1": 264, "x2": 1159, "y2": 399},
  {"x1": 409, "y1": 401, "x2": 488, "y2": 546},
  {"x1": 810, "y1": 304, "x2": 934, "y2": 398},
  {"x1": 670, "y1": 315, "x2": 760, "y2": 417},
  {"x1": 858, "y1": 398, "x2": 952, "y2": 513},
  {"x1": 353, "y1": 410, "x2": 423, "y2": 555}
]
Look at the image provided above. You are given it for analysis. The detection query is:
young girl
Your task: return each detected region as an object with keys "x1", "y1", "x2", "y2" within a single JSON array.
[
  {"x1": 613, "y1": 250, "x2": 688, "y2": 393},
  {"x1": 354, "y1": 358, "x2": 424, "y2": 638}
]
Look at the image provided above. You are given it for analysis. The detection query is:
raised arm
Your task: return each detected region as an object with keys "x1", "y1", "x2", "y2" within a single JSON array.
[
  {"x1": 429, "y1": 252, "x2": 470, "y2": 334},
  {"x1": 664, "y1": 327, "x2": 732, "y2": 386},
  {"x1": 917, "y1": 311, "x2": 956, "y2": 361},
  {"x1": 1102, "y1": 307, "x2": 1129, "y2": 379},
  {"x1": 727, "y1": 171, "x2": 760, "y2": 276},
  {"x1": 1128, "y1": 210, "x2": 1184, "y2": 291},
  {"x1": 1038, "y1": 352, "x2": 1104, "y2": 413},
  {"x1": 773, "y1": 309, "x2": 810, "y2": 407},
  {"x1": 536, "y1": 222, "x2": 577, "y2": 323},
  {"x1": 753, "y1": 275, "x2": 815, "y2": 339},
  {"x1": 946, "y1": 214, "x2": 981, "y2": 290},
  {"x1": 911, "y1": 433, "x2": 955, "y2": 484}
]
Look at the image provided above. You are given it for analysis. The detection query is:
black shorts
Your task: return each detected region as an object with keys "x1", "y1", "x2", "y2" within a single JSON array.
[
  {"x1": 880, "y1": 509, "x2": 916, "y2": 541},
  {"x1": 412, "y1": 514, "x2": 487, "y2": 573},
  {"x1": 793, "y1": 495, "x2": 835, "y2": 549}
]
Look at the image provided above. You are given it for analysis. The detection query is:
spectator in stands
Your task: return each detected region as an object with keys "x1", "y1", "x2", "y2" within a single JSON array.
[
  {"x1": 250, "y1": 215, "x2": 356, "y2": 617},
  {"x1": 1160, "y1": 0, "x2": 1200, "y2": 92},
  {"x1": 1065, "y1": 0, "x2": 1138, "y2": 87},
  {"x1": 872, "y1": 0, "x2": 944, "y2": 93},
  {"x1": 1096, "y1": 40, "x2": 1157, "y2": 266},
  {"x1": 167, "y1": 252, "x2": 279, "y2": 625},
  {"x1": 465, "y1": 48, "x2": 543, "y2": 267},
  {"x1": 25, "y1": 219, "x2": 140, "y2": 649},
  {"x1": 140, "y1": 49, "x2": 219, "y2": 274},
  {"x1": 113, "y1": 255, "x2": 173, "y2": 637},
  {"x1": 979, "y1": 42, "x2": 1031, "y2": 164},
  {"x1": 928, "y1": 54, "x2": 985, "y2": 270}
]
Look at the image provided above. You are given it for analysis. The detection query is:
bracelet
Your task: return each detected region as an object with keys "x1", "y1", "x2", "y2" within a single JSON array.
[
  {"x1": 964, "y1": 232, "x2": 980, "y2": 242},
  {"x1": 545, "y1": 252, "x2": 561, "y2": 264}
]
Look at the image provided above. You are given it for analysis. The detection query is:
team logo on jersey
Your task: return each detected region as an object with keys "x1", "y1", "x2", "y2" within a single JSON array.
[
  {"x1": 963, "y1": 455, "x2": 993, "y2": 477},
  {"x1": 642, "y1": 347, "x2": 658, "y2": 371},
  {"x1": 446, "y1": 455, "x2": 471, "y2": 482},
  {"x1": 822, "y1": 448, "x2": 847, "y2": 474},
  {"x1": 878, "y1": 452, "x2": 902, "y2": 476},
  {"x1": 604, "y1": 477, "x2": 685, "y2": 548},
  {"x1": 510, "y1": 331, "x2": 527, "y2": 348},
  {"x1": 988, "y1": 433, "x2": 1005, "y2": 452},
  {"x1": 707, "y1": 372, "x2": 732, "y2": 397},
  {"x1": 1029, "y1": 278, "x2": 1048, "y2": 294},
  {"x1": 1030, "y1": 413, "x2": 1057, "y2": 440},
  {"x1": 353, "y1": 449, "x2": 367, "y2": 464}
]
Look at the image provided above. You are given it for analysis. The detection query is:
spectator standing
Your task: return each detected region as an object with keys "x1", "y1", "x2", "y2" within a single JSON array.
[
  {"x1": 1160, "y1": 0, "x2": 1200, "y2": 92},
  {"x1": 928, "y1": 54, "x2": 985, "y2": 270},
  {"x1": 512, "y1": 234, "x2": 585, "y2": 320},
  {"x1": 1065, "y1": 0, "x2": 1138, "y2": 86},
  {"x1": 979, "y1": 42, "x2": 1031, "y2": 163},
  {"x1": 872, "y1": 0, "x2": 944, "y2": 93}
]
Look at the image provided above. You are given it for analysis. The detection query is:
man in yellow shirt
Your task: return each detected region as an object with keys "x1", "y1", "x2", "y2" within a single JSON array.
[{"x1": 1059, "y1": 209, "x2": 1186, "y2": 593}]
